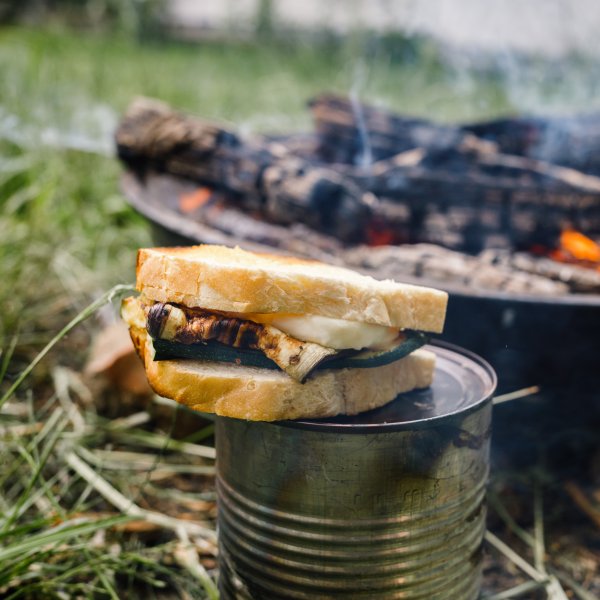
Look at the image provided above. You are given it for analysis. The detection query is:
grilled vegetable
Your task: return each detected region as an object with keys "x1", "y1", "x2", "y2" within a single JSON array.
[
  {"x1": 152, "y1": 331, "x2": 428, "y2": 379},
  {"x1": 146, "y1": 302, "x2": 336, "y2": 382},
  {"x1": 322, "y1": 332, "x2": 428, "y2": 369}
]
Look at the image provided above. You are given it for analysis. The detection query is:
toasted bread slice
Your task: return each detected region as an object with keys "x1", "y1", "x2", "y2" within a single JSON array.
[
  {"x1": 127, "y1": 323, "x2": 435, "y2": 422},
  {"x1": 136, "y1": 245, "x2": 448, "y2": 333}
]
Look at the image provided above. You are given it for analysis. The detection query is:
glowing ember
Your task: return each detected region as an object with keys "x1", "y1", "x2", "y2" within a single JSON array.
[
  {"x1": 179, "y1": 187, "x2": 213, "y2": 213},
  {"x1": 550, "y1": 229, "x2": 600, "y2": 269}
]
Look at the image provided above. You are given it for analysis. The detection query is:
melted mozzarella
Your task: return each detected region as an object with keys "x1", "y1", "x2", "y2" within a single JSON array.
[{"x1": 250, "y1": 313, "x2": 399, "y2": 350}]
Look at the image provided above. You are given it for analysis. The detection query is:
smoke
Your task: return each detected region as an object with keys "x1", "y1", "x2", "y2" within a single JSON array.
[
  {"x1": 349, "y1": 61, "x2": 374, "y2": 167},
  {"x1": 0, "y1": 101, "x2": 117, "y2": 156},
  {"x1": 395, "y1": 0, "x2": 600, "y2": 116},
  {"x1": 281, "y1": 0, "x2": 600, "y2": 117}
]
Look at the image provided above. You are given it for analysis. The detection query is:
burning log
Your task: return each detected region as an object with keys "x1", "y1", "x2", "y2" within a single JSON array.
[
  {"x1": 117, "y1": 98, "x2": 600, "y2": 254},
  {"x1": 462, "y1": 114, "x2": 600, "y2": 176},
  {"x1": 116, "y1": 98, "x2": 373, "y2": 244},
  {"x1": 344, "y1": 144, "x2": 600, "y2": 252},
  {"x1": 308, "y1": 94, "x2": 600, "y2": 251},
  {"x1": 309, "y1": 93, "x2": 495, "y2": 164},
  {"x1": 121, "y1": 171, "x2": 346, "y2": 263}
]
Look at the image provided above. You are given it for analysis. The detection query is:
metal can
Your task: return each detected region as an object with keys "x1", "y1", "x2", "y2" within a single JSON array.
[{"x1": 216, "y1": 343, "x2": 496, "y2": 599}]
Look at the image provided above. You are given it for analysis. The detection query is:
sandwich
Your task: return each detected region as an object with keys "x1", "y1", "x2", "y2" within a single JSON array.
[{"x1": 121, "y1": 244, "x2": 448, "y2": 421}]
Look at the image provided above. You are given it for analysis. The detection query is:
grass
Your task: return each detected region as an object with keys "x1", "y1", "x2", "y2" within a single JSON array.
[
  {"x1": 1, "y1": 23, "x2": 598, "y2": 598},
  {"x1": 0, "y1": 26, "x2": 512, "y2": 133},
  {"x1": 0, "y1": 281, "x2": 219, "y2": 597},
  {"x1": 0, "y1": 374, "x2": 219, "y2": 598}
]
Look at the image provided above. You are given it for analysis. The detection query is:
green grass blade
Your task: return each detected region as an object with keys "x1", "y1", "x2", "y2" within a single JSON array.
[
  {"x1": 0, "y1": 334, "x2": 19, "y2": 385},
  {"x1": 0, "y1": 514, "x2": 131, "y2": 564},
  {"x1": 1, "y1": 415, "x2": 69, "y2": 532},
  {"x1": 0, "y1": 283, "x2": 135, "y2": 411}
]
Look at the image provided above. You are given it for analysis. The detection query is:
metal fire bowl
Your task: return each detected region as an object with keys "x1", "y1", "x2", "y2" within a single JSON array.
[{"x1": 122, "y1": 171, "x2": 600, "y2": 391}]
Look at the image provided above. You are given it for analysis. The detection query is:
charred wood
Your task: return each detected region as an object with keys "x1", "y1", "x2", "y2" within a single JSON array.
[
  {"x1": 307, "y1": 95, "x2": 600, "y2": 251},
  {"x1": 121, "y1": 171, "x2": 346, "y2": 264},
  {"x1": 116, "y1": 98, "x2": 373, "y2": 243},
  {"x1": 116, "y1": 97, "x2": 600, "y2": 273},
  {"x1": 308, "y1": 93, "x2": 496, "y2": 164},
  {"x1": 462, "y1": 114, "x2": 600, "y2": 176},
  {"x1": 343, "y1": 146, "x2": 600, "y2": 252},
  {"x1": 311, "y1": 93, "x2": 600, "y2": 177}
]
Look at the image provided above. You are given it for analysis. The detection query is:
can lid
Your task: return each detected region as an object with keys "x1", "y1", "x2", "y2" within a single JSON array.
[{"x1": 281, "y1": 342, "x2": 497, "y2": 432}]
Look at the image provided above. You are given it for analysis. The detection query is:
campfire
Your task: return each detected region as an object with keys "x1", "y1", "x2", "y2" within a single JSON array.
[{"x1": 116, "y1": 94, "x2": 600, "y2": 298}]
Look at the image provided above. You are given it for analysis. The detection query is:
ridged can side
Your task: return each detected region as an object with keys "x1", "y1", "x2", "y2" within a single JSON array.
[{"x1": 216, "y1": 401, "x2": 492, "y2": 599}]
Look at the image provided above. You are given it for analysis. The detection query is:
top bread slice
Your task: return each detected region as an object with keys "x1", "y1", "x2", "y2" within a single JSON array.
[{"x1": 136, "y1": 245, "x2": 448, "y2": 333}]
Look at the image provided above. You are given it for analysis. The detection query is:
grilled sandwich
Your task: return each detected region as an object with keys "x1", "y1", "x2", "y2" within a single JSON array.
[{"x1": 121, "y1": 244, "x2": 448, "y2": 421}]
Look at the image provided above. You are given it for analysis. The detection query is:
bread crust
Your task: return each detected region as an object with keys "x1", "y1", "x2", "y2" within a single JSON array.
[
  {"x1": 128, "y1": 324, "x2": 436, "y2": 421},
  {"x1": 136, "y1": 245, "x2": 447, "y2": 333}
]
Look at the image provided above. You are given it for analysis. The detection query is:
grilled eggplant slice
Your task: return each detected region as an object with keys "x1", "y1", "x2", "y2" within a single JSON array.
[
  {"x1": 152, "y1": 332, "x2": 428, "y2": 381},
  {"x1": 146, "y1": 302, "x2": 336, "y2": 382}
]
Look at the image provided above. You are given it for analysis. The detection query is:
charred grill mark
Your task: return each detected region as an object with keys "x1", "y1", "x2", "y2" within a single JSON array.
[
  {"x1": 146, "y1": 303, "x2": 170, "y2": 339},
  {"x1": 147, "y1": 303, "x2": 264, "y2": 350},
  {"x1": 233, "y1": 321, "x2": 261, "y2": 348},
  {"x1": 210, "y1": 316, "x2": 261, "y2": 348}
]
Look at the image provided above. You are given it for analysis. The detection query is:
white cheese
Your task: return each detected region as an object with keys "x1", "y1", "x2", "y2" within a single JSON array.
[{"x1": 249, "y1": 313, "x2": 399, "y2": 350}]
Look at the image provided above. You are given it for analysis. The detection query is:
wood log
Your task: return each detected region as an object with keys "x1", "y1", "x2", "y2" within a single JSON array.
[
  {"x1": 308, "y1": 93, "x2": 496, "y2": 164},
  {"x1": 462, "y1": 114, "x2": 600, "y2": 176},
  {"x1": 121, "y1": 171, "x2": 346, "y2": 263},
  {"x1": 342, "y1": 145, "x2": 600, "y2": 252},
  {"x1": 115, "y1": 98, "x2": 373, "y2": 243},
  {"x1": 116, "y1": 97, "x2": 600, "y2": 257},
  {"x1": 311, "y1": 93, "x2": 600, "y2": 176},
  {"x1": 307, "y1": 94, "x2": 600, "y2": 251}
]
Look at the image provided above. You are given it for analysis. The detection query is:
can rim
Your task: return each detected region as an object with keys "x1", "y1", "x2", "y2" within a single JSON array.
[{"x1": 277, "y1": 341, "x2": 497, "y2": 433}]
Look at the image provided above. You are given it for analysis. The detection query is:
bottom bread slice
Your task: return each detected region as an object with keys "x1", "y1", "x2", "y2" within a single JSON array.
[{"x1": 129, "y1": 325, "x2": 436, "y2": 421}]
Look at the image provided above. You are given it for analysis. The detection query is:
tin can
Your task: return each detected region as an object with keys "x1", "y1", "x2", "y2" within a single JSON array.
[{"x1": 216, "y1": 343, "x2": 496, "y2": 599}]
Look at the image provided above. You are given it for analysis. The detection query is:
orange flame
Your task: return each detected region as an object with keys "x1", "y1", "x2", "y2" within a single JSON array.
[
  {"x1": 549, "y1": 229, "x2": 600, "y2": 272},
  {"x1": 559, "y1": 229, "x2": 600, "y2": 263}
]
